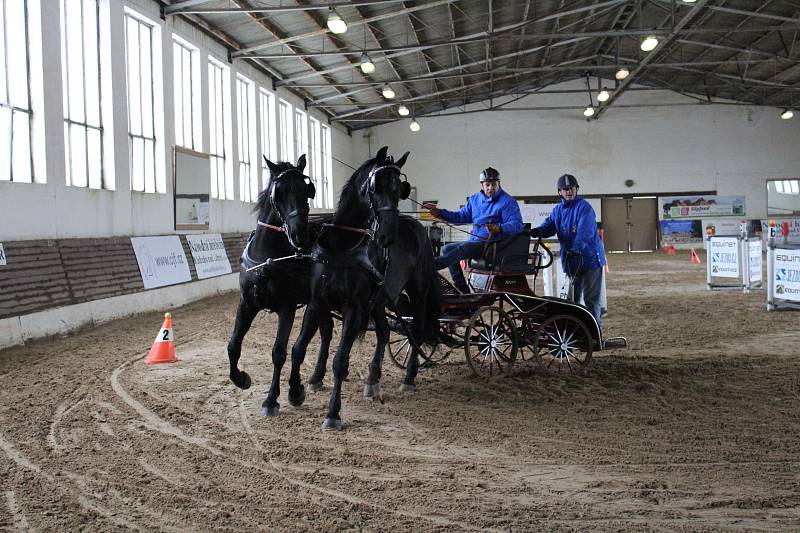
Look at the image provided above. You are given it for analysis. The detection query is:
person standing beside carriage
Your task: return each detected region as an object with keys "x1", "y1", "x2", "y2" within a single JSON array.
[
  {"x1": 425, "y1": 167, "x2": 524, "y2": 293},
  {"x1": 530, "y1": 174, "x2": 606, "y2": 327}
]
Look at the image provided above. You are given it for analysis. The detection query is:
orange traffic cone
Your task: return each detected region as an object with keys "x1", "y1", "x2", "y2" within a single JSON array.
[
  {"x1": 665, "y1": 245, "x2": 676, "y2": 255},
  {"x1": 690, "y1": 248, "x2": 701, "y2": 264},
  {"x1": 145, "y1": 312, "x2": 177, "y2": 364}
]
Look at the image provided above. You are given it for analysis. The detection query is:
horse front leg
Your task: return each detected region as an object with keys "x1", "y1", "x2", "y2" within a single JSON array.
[
  {"x1": 400, "y1": 310, "x2": 423, "y2": 394},
  {"x1": 288, "y1": 304, "x2": 321, "y2": 405},
  {"x1": 364, "y1": 307, "x2": 389, "y2": 398},
  {"x1": 227, "y1": 296, "x2": 258, "y2": 390},
  {"x1": 261, "y1": 306, "x2": 295, "y2": 417},
  {"x1": 322, "y1": 308, "x2": 362, "y2": 431},
  {"x1": 307, "y1": 311, "x2": 333, "y2": 390}
]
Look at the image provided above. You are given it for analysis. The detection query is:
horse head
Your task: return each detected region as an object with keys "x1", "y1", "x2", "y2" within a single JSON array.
[
  {"x1": 261, "y1": 154, "x2": 315, "y2": 250},
  {"x1": 363, "y1": 146, "x2": 410, "y2": 248}
]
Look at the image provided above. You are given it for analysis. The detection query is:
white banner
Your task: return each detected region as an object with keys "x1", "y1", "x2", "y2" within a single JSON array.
[
  {"x1": 520, "y1": 203, "x2": 558, "y2": 227},
  {"x1": 131, "y1": 236, "x2": 192, "y2": 289},
  {"x1": 748, "y1": 240, "x2": 762, "y2": 285},
  {"x1": 0, "y1": 243, "x2": 6, "y2": 266},
  {"x1": 709, "y1": 237, "x2": 739, "y2": 278},
  {"x1": 773, "y1": 248, "x2": 800, "y2": 302},
  {"x1": 186, "y1": 234, "x2": 232, "y2": 279}
]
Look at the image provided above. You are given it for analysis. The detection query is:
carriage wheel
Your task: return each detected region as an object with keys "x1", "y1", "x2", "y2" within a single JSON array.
[
  {"x1": 388, "y1": 331, "x2": 448, "y2": 369},
  {"x1": 464, "y1": 306, "x2": 518, "y2": 378},
  {"x1": 533, "y1": 314, "x2": 593, "y2": 374}
]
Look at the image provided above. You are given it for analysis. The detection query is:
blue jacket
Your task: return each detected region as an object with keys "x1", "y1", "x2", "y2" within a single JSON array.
[
  {"x1": 439, "y1": 188, "x2": 524, "y2": 242},
  {"x1": 536, "y1": 196, "x2": 606, "y2": 273}
]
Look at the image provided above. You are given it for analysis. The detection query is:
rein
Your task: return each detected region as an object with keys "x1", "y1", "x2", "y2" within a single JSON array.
[
  {"x1": 406, "y1": 196, "x2": 490, "y2": 241},
  {"x1": 245, "y1": 252, "x2": 310, "y2": 273},
  {"x1": 257, "y1": 220, "x2": 285, "y2": 232}
]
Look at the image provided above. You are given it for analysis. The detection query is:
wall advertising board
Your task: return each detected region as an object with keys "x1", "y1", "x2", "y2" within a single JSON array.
[
  {"x1": 709, "y1": 237, "x2": 739, "y2": 278},
  {"x1": 0, "y1": 243, "x2": 6, "y2": 266},
  {"x1": 773, "y1": 248, "x2": 800, "y2": 302},
  {"x1": 131, "y1": 236, "x2": 192, "y2": 289},
  {"x1": 661, "y1": 195, "x2": 745, "y2": 219},
  {"x1": 186, "y1": 234, "x2": 232, "y2": 279},
  {"x1": 749, "y1": 240, "x2": 762, "y2": 285}
]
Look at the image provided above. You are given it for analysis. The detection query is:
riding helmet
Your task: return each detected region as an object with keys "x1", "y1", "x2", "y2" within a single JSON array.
[
  {"x1": 557, "y1": 173, "x2": 579, "y2": 190},
  {"x1": 479, "y1": 167, "x2": 500, "y2": 182}
]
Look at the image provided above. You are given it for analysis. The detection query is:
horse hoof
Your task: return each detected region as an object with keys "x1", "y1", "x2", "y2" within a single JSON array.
[
  {"x1": 399, "y1": 383, "x2": 416, "y2": 394},
  {"x1": 260, "y1": 404, "x2": 280, "y2": 417},
  {"x1": 307, "y1": 381, "x2": 323, "y2": 392},
  {"x1": 321, "y1": 418, "x2": 343, "y2": 431},
  {"x1": 288, "y1": 387, "x2": 306, "y2": 407},
  {"x1": 232, "y1": 371, "x2": 252, "y2": 390},
  {"x1": 363, "y1": 383, "x2": 380, "y2": 398}
]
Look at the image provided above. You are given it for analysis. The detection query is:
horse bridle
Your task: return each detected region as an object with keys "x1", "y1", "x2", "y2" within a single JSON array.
[{"x1": 259, "y1": 168, "x2": 313, "y2": 234}]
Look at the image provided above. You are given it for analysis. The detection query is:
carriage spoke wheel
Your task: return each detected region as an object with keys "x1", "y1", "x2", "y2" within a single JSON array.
[
  {"x1": 464, "y1": 306, "x2": 518, "y2": 378},
  {"x1": 533, "y1": 314, "x2": 593, "y2": 374},
  {"x1": 389, "y1": 331, "x2": 440, "y2": 369}
]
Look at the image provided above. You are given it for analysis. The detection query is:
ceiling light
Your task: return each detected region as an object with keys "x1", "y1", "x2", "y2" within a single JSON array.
[
  {"x1": 683, "y1": 0, "x2": 696, "y2": 3},
  {"x1": 780, "y1": 109, "x2": 794, "y2": 120},
  {"x1": 640, "y1": 36, "x2": 659, "y2": 52},
  {"x1": 583, "y1": 106, "x2": 595, "y2": 117},
  {"x1": 597, "y1": 88, "x2": 610, "y2": 102},
  {"x1": 382, "y1": 84, "x2": 395, "y2": 99},
  {"x1": 409, "y1": 119, "x2": 420, "y2": 132},
  {"x1": 359, "y1": 53, "x2": 375, "y2": 74},
  {"x1": 615, "y1": 67, "x2": 630, "y2": 80},
  {"x1": 398, "y1": 104, "x2": 410, "y2": 116},
  {"x1": 326, "y1": 8, "x2": 347, "y2": 34}
]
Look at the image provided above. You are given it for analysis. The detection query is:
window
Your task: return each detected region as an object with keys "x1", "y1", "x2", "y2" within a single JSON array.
[
  {"x1": 259, "y1": 88, "x2": 276, "y2": 180},
  {"x1": 278, "y1": 98, "x2": 292, "y2": 163},
  {"x1": 61, "y1": 0, "x2": 106, "y2": 189},
  {"x1": 775, "y1": 180, "x2": 799, "y2": 195},
  {"x1": 124, "y1": 10, "x2": 164, "y2": 193},
  {"x1": 1, "y1": 0, "x2": 34, "y2": 183},
  {"x1": 308, "y1": 117, "x2": 321, "y2": 207},
  {"x1": 320, "y1": 124, "x2": 333, "y2": 209},
  {"x1": 293, "y1": 108, "x2": 307, "y2": 164},
  {"x1": 208, "y1": 58, "x2": 233, "y2": 199},
  {"x1": 173, "y1": 37, "x2": 200, "y2": 151},
  {"x1": 236, "y1": 74, "x2": 256, "y2": 202}
]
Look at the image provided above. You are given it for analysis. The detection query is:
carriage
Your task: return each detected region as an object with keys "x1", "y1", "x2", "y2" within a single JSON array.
[{"x1": 388, "y1": 229, "x2": 628, "y2": 377}]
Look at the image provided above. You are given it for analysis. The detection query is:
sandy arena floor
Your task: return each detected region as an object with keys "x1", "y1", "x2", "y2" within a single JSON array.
[{"x1": 1, "y1": 251, "x2": 799, "y2": 531}]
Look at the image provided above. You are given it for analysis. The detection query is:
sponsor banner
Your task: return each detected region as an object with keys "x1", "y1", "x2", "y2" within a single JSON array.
[
  {"x1": 709, "y1": 236, "x2": 739, "y2": 278},
  {"x1": 773, "y1": 248, "x2": 800, "y2": 302},
  {"x1": 186, "y1": 234, "x2": 232, "y2": 279},
  {"x1": 0, "y1": 243, "x2": 6, "y2": 266},
  {"x1": 748, "y1": 240, "x2": 762, "y2": 284},
  {"x1": 661, "y1": 195, "x2": 745, "y2": 219},
  {"x1": 660, "y1": 219, "x2": 701, "y2": 246},
  {"x1": 131, "y1": 236, "x2": 192, "y2": 289},
  {"x1": 521, "y1": 203, "x2": 558, "y2": 228},
  {"x1": 759, "y1": 218, "x2": 800, "y2": 240}
]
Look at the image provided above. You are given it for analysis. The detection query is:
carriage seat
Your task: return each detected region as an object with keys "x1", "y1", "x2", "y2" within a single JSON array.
[{"x1": 468, "y1": 225, "x2": 537, "y2": 274}]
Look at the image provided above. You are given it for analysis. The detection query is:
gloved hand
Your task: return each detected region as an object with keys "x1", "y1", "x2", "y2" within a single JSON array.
[
  {"x1": 427, "y1": 207, "x2": 441, "y2": 218},
  {"x1": 529, "y1": 228, "x2": 541, "y2": 238},
  {"x1": 486, "y1": 223, "x2": 501, "y2": 235}
]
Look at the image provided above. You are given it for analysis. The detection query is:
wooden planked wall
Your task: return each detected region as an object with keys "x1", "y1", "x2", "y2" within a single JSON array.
[{"x1": 0, "y1": 233, "x2": 249, "y2": 320}]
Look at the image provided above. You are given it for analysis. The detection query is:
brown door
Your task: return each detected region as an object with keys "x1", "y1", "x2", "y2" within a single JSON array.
[
  {"x1": 601, "y1": 198, "x2": 629, "y2": 252},
  {"x1": 601, "y1": 197, "x2": 658, "y2": 252}
]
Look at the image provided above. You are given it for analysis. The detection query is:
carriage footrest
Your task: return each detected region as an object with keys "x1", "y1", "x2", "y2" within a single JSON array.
[{"x1": 602, "y1": 336, "x2": 629, "y2": 350}]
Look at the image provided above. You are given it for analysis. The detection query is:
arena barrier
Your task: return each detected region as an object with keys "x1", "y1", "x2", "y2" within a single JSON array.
[
  {"x1": 766, "y1": 231, "x2": 800, "y2": 312},
  {"x1": 706, "y1": 234, "x2": 763, "y2": 292}
]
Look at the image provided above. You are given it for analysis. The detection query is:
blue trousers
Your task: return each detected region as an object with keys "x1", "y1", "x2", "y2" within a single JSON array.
[
  {"x1": 434, "y1": 241, "x2": 487, "y2": 292},
  {"x1": 573, "y1": 266, "x2": 603, "y2": 329}
]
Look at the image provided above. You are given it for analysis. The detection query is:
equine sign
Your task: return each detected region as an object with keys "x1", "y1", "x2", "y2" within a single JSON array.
[
  {"x1": 748, "y1": 240, "x2": 762, "y2": 285},
  {"x1": 186, "y1": 234, "x2": 232, "y2": 279},
  {"x1": 0, "y1": 243, "x2": 6, "y2": 266},
  {"x1": 131, "y1": 236, "x2": 192, "y2": 289},
  {"x1": 709, "y1": 237, "x2": 739, "y2": 278},
  {"x1": 773, "y1": 249, "x2": 800, "y2": 302}
]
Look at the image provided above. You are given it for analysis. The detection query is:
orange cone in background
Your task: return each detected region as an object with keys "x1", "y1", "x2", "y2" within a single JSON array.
[
  {"x1": 690, "y1": 248, "x2": 701, "y2": 264},
  {"x1": 665, "y1": 245, "x2": 676, "y2": 255},
  {"x1": 145, "y1": 312, "x2": 177, "y2": 364}
]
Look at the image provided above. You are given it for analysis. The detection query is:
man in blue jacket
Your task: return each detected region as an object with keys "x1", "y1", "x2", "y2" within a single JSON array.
[
  {"x1": 427, "y1": 167, "x2": 524, "y2": 293},
  {"x1": 530, "y1": 174, "x2": 606, "y2": 327}
]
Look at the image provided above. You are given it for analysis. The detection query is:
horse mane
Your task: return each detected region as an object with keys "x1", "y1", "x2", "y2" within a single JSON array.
[
  {"x1": 253, "y1": 161, "x2": 296, "y2": 214},
  {"x1": 335, "y1": 157, "x2": 376, "y2": 219}
]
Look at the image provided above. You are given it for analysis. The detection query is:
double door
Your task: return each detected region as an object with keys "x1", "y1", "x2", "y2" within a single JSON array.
[{"x1": 601, "y1": 198, "x2": 658, "y2": 252}]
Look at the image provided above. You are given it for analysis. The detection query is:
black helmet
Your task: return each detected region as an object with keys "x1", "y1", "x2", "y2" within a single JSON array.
[
  {"x1": 479, "y1": 167, "x2": 500, "y2": 182},
  {"x1": 557, "y1": 173, "x2": 579, "y2": 190}
]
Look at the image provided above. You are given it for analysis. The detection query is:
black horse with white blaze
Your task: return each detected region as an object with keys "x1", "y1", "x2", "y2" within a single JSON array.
[
  {"x1": 286, "y1": 146, "x2": 441, "y2": 431},
  {"x1": 226, "y1": 155, "x2": 334, "y2": 416}
]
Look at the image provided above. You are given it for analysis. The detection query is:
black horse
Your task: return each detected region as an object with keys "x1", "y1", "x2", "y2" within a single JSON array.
[
  {"x1": 286, "y1": 146, "x2": 441, "y2": 430},
  {"x1": 226, "y1": 154, "x2": 334, "y2": 416}
]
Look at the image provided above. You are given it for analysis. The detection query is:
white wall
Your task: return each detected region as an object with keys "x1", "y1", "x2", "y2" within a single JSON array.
[
  {"x1": 354, "y1": 78, "x2": 800, "y2": 219},
  {"x1": 0, "y1": 0, "x2": 354, "y2": 242}
]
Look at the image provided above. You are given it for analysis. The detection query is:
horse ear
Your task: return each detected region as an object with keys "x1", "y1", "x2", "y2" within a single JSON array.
[
  {"x1": 263, "y1": 155, "x2": 278, "y2": 174},
  {"x1": 375, "y1": 146, "x2": 388, "y2": 163},
  {"x1": 395, "y1": 151, "x2": 410, "y2": 168},
  {"x1": 296, "y1": 154, "x2": 307, "y2": 172}
]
